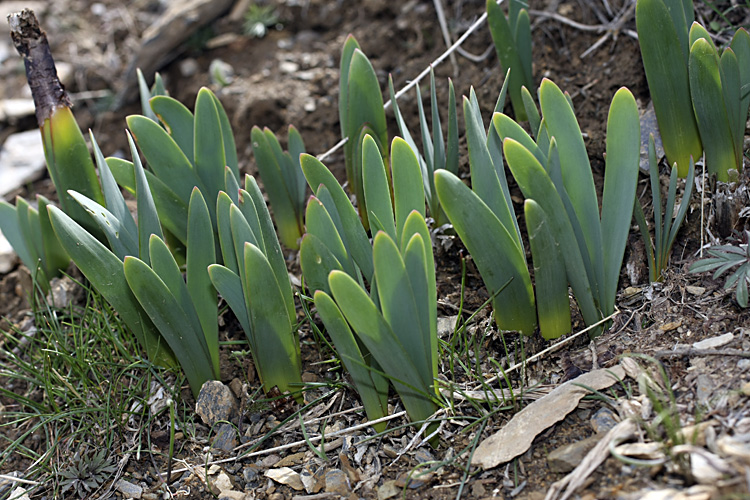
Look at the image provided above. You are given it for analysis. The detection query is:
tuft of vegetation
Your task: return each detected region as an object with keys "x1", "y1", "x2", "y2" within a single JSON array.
[{"x1": 690, "y1": 230, "x2": 750, "y2": 307}]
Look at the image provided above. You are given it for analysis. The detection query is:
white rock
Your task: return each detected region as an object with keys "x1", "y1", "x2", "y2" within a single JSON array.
[
  {"x1": 0, "y1": 99, "x2": 35, "y2": 121},
  {"x1": 265, "y1": 467, "x2": 305, "y2": 491},
  {"x1": 0, "y1": 231, "x2": 16, "y2": 274},
  {"x1": 693, "y1": 332, "x2": 733, "y2": 350},
  {"x1": 0, "y1": 129, "x2": 46, "y2": 197}
]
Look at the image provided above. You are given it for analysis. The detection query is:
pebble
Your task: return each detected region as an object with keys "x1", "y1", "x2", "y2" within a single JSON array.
[
  {"x1": 115, "y1": 479, "x2": 143, "y2": 499},
  {"x1": 242, "y1": 464, "x2": 261, "y2": 483},
  {"x1": 212, "y1": 423, "x2": 237, "y2": 452},
  {"x1": 179, "y1": 58, "x2": 200, "y2": 78},
  {"x1": 547, "y1": 434, "x2": 601, "y2": 473},
  {"x1": 324, "y1": 468, "x2": 350, "y2": 496},
  {"x1": 195, "y1": 380, "x2": 238, "y2": 426},
  {"x1": 265, "y1": 467, "x2": 305, "y2": 491},
  {"x1": 590, "y1": 407, "x2": 618, "y2": 433},
  {"x1": 377, "y1": 479, "x2": 399, "y2": 500}
]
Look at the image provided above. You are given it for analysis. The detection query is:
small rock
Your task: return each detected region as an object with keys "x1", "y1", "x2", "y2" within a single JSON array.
[
  {"x1": 0, "y1": 129, "x2": 46, "y2": 197},
  {"x1": 300, "y1": 466, "x2": 325, "y2": 494},
  {"x1": 324, "y1": 469, "x2": 350, "y2": 496},
  {"x1": 242, "y1": 464, "x2": 261, "y2": 483},
  {"x1": 265, "y1": 467, "x2": 305, "y2": 491},
  {"x1": 471, "y1": 481, "x2": 487, "y2": 497},
  {"x1": 212, "y1": 422, "x2": 237, "y2": 452},
  {"x1": 377, "y1": 480, "x2": 399, "y2": 500},
  {"x1": 228, "y1": 378, "x2": 243, "y2": 398},
  {"x1": 279, "y1": 61, "x2": 299, "y2": 73},
  {"x1": 437, "y1": 315, "x2": 458, "y2": 338},
  {"x1": 590, "y1": 407, "x2": 618, "y2": 433},
  {"x1": 741, "y1": 381, "x2": 750, "y2": 396},
  {"x1": 213, "y1": 472, "x2": 234, "y2": 492},
  {"x1": 7, "y1": 487, "x2": 30, "y2": 500},
  {"x1": 696, "y1": 374, "x2": 714, "y2": 406},
  {"x1": 195, "y1": 381, "x2": 238, "y2": 426},
  {"x1": 547, "y1": 434, "x2": 601, "y2": 473},
  {"x1": 693, "y1": 332, "x2": 733, "y2": 349},
  {"x1": 115, "y1": 479, "x2": 143, "y2": 499},
  {"x1": 686, "y1": 286, "x2": 705, "y2": 296},
  {"x1": 0, "y1": 99, "x2": 35, "y2": 122},
  {"x1": 275, "y1": 451, "x2": 306, "y2": 468},
  {"x1": 0, "y1": 232, "x2": 16, "y2": 274},
  {"x1": 179, "y1": 58, "x2": 200, "y2": 78}
]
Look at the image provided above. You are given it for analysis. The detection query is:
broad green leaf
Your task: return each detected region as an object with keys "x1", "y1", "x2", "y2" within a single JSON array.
[
  {"x1": 492, "y1": 113, "x2": 546, "y2": 166},
  {"x1": 314, "y1": 290, "x2": 389, "y2": 431},
  {"x1": 194, "y1": 87, "x2": 226, "y2": 204},
  {"x1": 150, "y1": 95, "x2": 195, "y2": 163},
  {"x1": 124, "y1": 254, "x2": 214, "y2": 397},
  {"x1": 68, "y1": 191, "x2": 137, "y2": 260},
  {"x1": 229, "y1": 203, "x2": 261, "y2": 286},
  {"x1": 129, "y1": 132, "x2": 163, "y2": 264},
  {"x1": 339, "y1": 35, "x2": 361, "y2": 161},
  {"x1": 208, "y1": 264, "x2": 251, "y2": 336},
  {"x1": 363, "y1": 135, "x2": 396, "y2": 242},
  {"x1": 402, "y1": 233, "x2": 433, "y2": 382},
  {"x1": 600, "y1": 88, "x2": 640, "y2": 315},
  {"x1": 210, "y1": 90, "x2": 239, "y2": 180},
  {"x1": 689, "y1": 38, "x2": 736, "y2": 181},
  {"x1": 391, "y1": 138, "x2": 426, "y2": 245},
  {"x1": 137, "y1": 68, "x2": 158, "y2": 122},
  {"x1": 36, "y1": 196, "x2": 68, "y2": 276},
  {"x1": 487, "y1": 0, "x2": 529, "y2": 120},
  {"x1": 91, "y1": 132, "x2": 137, "y2": 245},
  {"x1": 301, "y1": 154, "x2": 373, "y2": 280},
  {"x1": 463, "y1": 97, "x2": 521, "y2": 250},
  {"x1": 14, "y1": 198, "x2": 41, "y2": 274},
  {"x1": 288, "y1": 125, "x2": 307, "y2": 209},
  {"x1": 217, "y1": 191, "x2": 239, "y2": 275},
  {"x1": 730, "y1": 29, "x2": 750, "y2": 134},
  {"x1": 304, "y1": 196, "x2": 355, "y2": 279},
  {"x1": 42, "y1": 106, "x2": 104, "y2": 236},
  {"x1": 186, "y1": 188, "x2": 219, "y2": 376},
  {"x1": 48, "y1": 206, "x2": 176, "y2": 368},
  {"x1": 503, "y1": 139, "x2": 600, "y2": 327},
  {"x1": 328, "y1": 270, "x2": 437, "y2": 423},
  {"x1": 446, "y1": 79, "x2": 459, "y2": 176},
  {"x1": 435, "y1": 170, "x2": 536, "y2": 334},
  {"x1": 0, "y1": 200, "x2": 33, "y2": 271},
  {"x1": 688, "y1": 21, "x2": 715, "y2": 52},
  {"x1": 719, "y1": 48, "x2": 742, "y2": 167},
  {"x1": 540, "y1": 79, "x2": 604, "y2": 298},
  {"x1": 127, "y1": 114, "x2": 201, "y2": 205},
  {"x1": 242, "y1": 175, "x2": 295, "y2": 319},
  {"x1": 251, "y1": 126, "x2": 303, "y2": 249},
  {"x1": 243, "y1": 243, "x2": 301, "y2": 395},
  {"x1": 521, "y1": 86, "x2": 541, "y2": 140},
  {"x1": 524, "y1": 200, "x2": 570, "y2": 339},
  {"x1": 300, "y1": 233, "x2": 345, "y2": 295},
  {"x1": 515, "y1": 9, "x2": 533, "y2": 87},
  {"x1": 106, "y1": 157, "x2": 188, "y2": 245},
  {"x1": 636, "y1": 0, "x2": 702, "y2": 176},
  {"x1": 373, "y1": 232, "x2": 431, "y2": 389}
]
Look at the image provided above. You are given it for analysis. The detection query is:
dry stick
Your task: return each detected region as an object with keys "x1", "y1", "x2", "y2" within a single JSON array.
[
  {"x1": 433, "y1": 0, "x2": 459, "y2": 76},
  {"x1": 653, "y1": 348, "x2": 750, "y2": 359},
  {"x1": 159, "y1": 411, "x2": 408, "y2": 479},
  {"x1": 471, "y1": 310, "x2": 621, "y2": 391},
  {"x1": 316, "y1": 3, "x2": 498, "y2": 162}
]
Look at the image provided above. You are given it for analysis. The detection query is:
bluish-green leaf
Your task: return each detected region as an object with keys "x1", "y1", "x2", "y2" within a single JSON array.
[
  {"x1": 194, "y1": 87, "x2": 226, "y2": 204},
  {"x1": 363, "y1": 135, "x2": 396, "y2": 242},
  {"x1": 150, "y1": 95, "x2": 195, "y2": 163},
  {"x1": 208, "y1": 264, "x2": 251, "y2": 336}
]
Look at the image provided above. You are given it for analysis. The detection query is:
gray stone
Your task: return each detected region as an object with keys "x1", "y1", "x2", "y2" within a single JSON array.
[
  {"x1": 0, "y1": 130, "x2": 46, "y2": 197},
  {"x1": 547, "y1": 434, "x2": 601, "y2": 473},
  {"x1": 212, "y1": 422, "x2": 237, "y2": 452},
  {"x1": 324, "y1": 469, "x2": 350, "y2": 496},
  {"x1": 115, "y1": 479, "x2": 143, "y2": 499},
  {"x1": 196, "y1": 380, "x2": 238, "y2": 426},
  {"x1": 377, "y1": 480, "x2": 399, "y2": 500},
  {"x1": 590, "y1": 407, "x2": 619, "y2": 434}
]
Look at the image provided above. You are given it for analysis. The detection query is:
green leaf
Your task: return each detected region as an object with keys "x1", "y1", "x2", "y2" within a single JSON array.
[
  {"x1": 486, "y1": 0, "x2": 530, "y2": 120},
  {"x1": 91, "y1": 132, "x2": 137, "y2": 245},
  {"x1": 492, "y1": 112, "x2": 546, "y2": 166},
  {"x1": 216, "y1": 191, "x2": 239, "y2": 275},
  {"x1": 314, "y1": 290, "x2": 389, "y2": 431},
  {"x1": 304, "y1": 196, "x2": 355, "y2": 279},
  {"x1": 300, "y1": 233, "x2": 345, "y2": 295},
  {"x1": 373, "y1": 232, "x2": 431, "y2": 389},
  {"x1": 328, "y1": 270, "x2": 437, "y2": 423},
  {"x1": 251, "y1": 126, "x2": 303, "y2": 249},
  {"x1": 363, "y1": 135, "x2": 396, "y2": 242},
  {"x1": 36, "y1": 196, "x2": 68, "y2": 277},
  {"x1": 124, "y1": 253, "x2": 214, "y2": 397},
  {"x1": 463, "y1": 97, "x2": 521, "y2": 249},
  {"x1": 540, "y1": 79, "x2": 605, "y2": 300},
  {"x1": 636, "y1": 0, "x2": 702, "y2": 176},
  {"x1": 208, "y1": 264, "x2": 251, "y2": 336},
  {"x1": 730, "y1": 29, "x2": 750, "y2": 134},
  {"x1": 186, "y1": 188, "x2": 219, "y2": 377},
  {"x1": 524, "y1": 200, "x2": 570, "y2": 339},
  {"x1": 194, "y1": 87, "x2": 226, "y2": 205},
  {"x1": 129, "y1": 131, "x2": 163, "y2": 263},
  {"x1": 150, "y1": 95, "x2": 195, "y2": 163},
  {"x1": 210, "y1": 90, "x2": 239, "y2": 180},
  {"x1": 288, "y1": 125, "x2": 307, "y2": 209},
  {"x1": 137, "y1": 68, "x2": 158, "y2": 122},
  {"x1": 600, "y1": 88, "x2": 640, "y2": 315},
  {"x1": 339, "y1": 34, "x2": 361, "y2": 158},
  {"x1": 242, "y1": 175, "x2": 296, "y2": 319},
  {"x1": 301, "y1": 154, "x2": 373, "y2": 281},
  {"x1": 127, "y1": 114, "x2": 202, "y2": 204},
  {"x1": 402, "y1": 232, "x2": 433, "y2": 383},
  {"x1": 68, "y1": 191, "x2": 137, "y2": 260},
  {"x1": 503, "y1": 138, "x2": 601, "y2": 327},
  {"x1": 689, "y1": 38, "x2": 736, "y2": 181},
  {"x1": 391, "y1": 138, "x2": 426, "y2": 245},
  {"x1": 0, "y1": 200, "x2": 34, "y2": 271},
  {"x1": 243, "y1": 243, "x2": 301, "y2": 395},
  {"x1": 106, "y1": 157, "x2": 188, "y2": 245},
  {"x1": 48, "y1": 206, "x2": 176, "y2": 368},
  {"x1": 435, "y1": 170, "x2": 536, "y2": 334}
]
